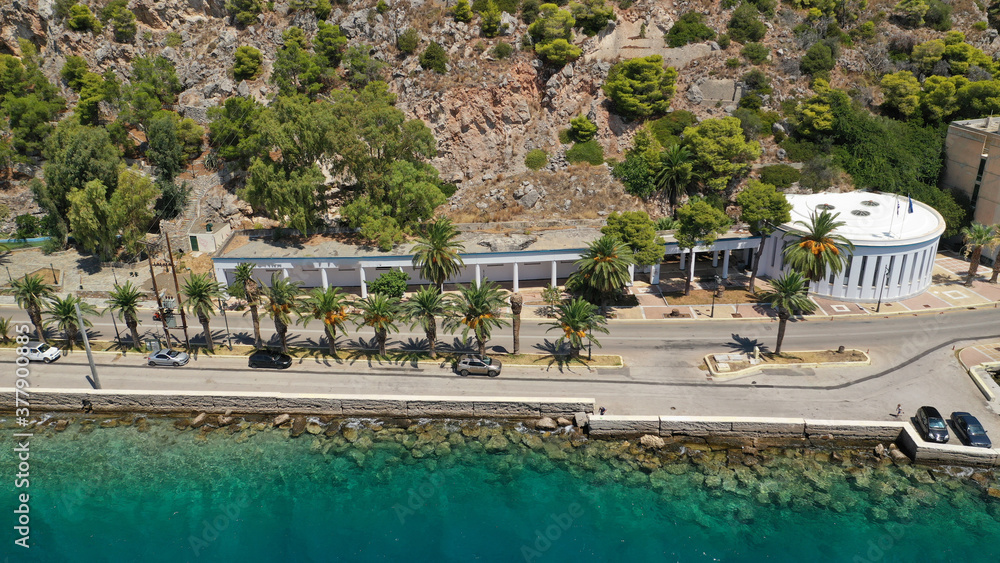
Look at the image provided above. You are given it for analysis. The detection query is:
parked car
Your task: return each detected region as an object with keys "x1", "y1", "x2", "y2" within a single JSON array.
[
  {"x1": 23, "y1": 341, "x2": 61, "y2": 363},
  {"x1": 456, "y1": 355, "x2": 501, "y2": 377},
  {"x1": 950, "y1": 412, "x2": 992, "y2": 448},
  {"x1": 914, "y1": 406, "x2": 949, "y2": 443},
  {"x1": 145, "y1": 349, "x2": 190, "y2": 367},
  {"x1": 249, "y1": 350, "x2": 293, "y2": 369}
]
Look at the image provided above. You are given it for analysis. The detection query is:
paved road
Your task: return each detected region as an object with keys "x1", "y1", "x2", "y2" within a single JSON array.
[{"x1": 3, "y1": 303, "x2": 999, "y2": 435}]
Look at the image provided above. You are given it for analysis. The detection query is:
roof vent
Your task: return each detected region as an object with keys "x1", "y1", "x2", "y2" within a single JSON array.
[
  {"x1": 851, "y1": 209, "x2": 871, "y2": 216},
  {"x1": 860, "y1": 200, "x2": 880, "y2": 207}
]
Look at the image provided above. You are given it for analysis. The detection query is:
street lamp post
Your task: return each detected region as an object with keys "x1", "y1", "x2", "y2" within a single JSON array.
[
  {"x1": 218, "y1": 296, "x2": 233, "y2": 351},
  {"x1": 711, "y1": 275, "x2": 721, "y2": 318},
  {"x1": 875, "y1": 265, "x2": 891, "y2": 313}
]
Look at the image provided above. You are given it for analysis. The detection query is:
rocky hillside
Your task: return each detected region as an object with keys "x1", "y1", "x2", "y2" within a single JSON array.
[{"x1": 1, "y1": 0, "x2": 998, "y2": 228}]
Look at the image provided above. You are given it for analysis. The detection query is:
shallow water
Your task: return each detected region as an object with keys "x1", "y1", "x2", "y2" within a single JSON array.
[{"x1": 2, "y1": 415, "x2": 999, "y2": 562}]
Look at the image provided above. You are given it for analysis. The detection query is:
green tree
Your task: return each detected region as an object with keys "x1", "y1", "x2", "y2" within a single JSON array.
[
  {"x1": 402, "y1": 285, "x2": 457, "y2": 359},
  {"x1": 675, "y1": 200, "x2": 730, "y2": 295},
  {"x1": 569, "y1": 114, "x2": 597, "y2": 142},
  {"x1": 570, "y1": 0, "x2": 615, "y2": 36},
  {"x1": 112, "y1": 167, "x2": 160, "y2": 257},
  {"x1": 757, "y1": 271, "x2": 816, "y2": 354},
  {"x1": 66, "y1": 179, "x2": 117, "y2": 260},
  {"x1": 800, "y1": 41, "x2": 836, "y2": 76},
  {"x1": 759, "y1": 164, "x2": 800, "y2": 189},
  {"x1": 525, "y1": 149, "x2": 548, "y2": 170},
  {"x1": 229, "y1": 262, "x2": 263, "y2": 348},
  {"x1": 2, "y1": 94, "x2": 63, "y2": 155},
  {"x1": 446, "y1": 280, "x2": 510, "y2": 357},
  {"x1": 75, "y1": 72, "x2": 106, "y2": 125},
  {"x1": 240, "y1": 158, "x2": 325, "y2": 234},
  {"x1": 528, "y1": 3, "x2": 576, "y2": 57},
  {"x1": 880, "y1": 71, "x2": 921, "y2": 119},
  {"x1": 454, "y1": 0, "x2": 474, "y2": 21},
  {"x1": 411, "y1": 218, "x2": 466, "y2": 291},
  {"x1": 397, "y1": 28, "x2": 420, "y2": 54},
  {"x1": 129, "y1": 55, "x2": 182, "y2": 106},
  {"x1": 314, "y1": 21, "x2": 347, "y2": 69},
  {"x1": 353, "y1": 292, "x2": 400, "y2": 356},
  {"x1": 601, "y1": 211, "x2": 665, "y2": 266},
  {"x1": 894, "y1": 0, "x2": 929, "y2": 27},
  {"x1": 299, "y1": 286, "x2": 350, "y2": 356},
  {"x1": 534, "y1": 39, "x2": 582, "y2": 66},
  {"x1": 654, "y1": 143, "x2": 693, "y2": 205},
  {"x1": 272, "y1": 27, "x2": 323, "y2": 96},
  {"x1": 741, "y1": 42, "x2": 770, "y2": 64},
  {"x1": 343, "y1": 45, "x2": 387, "y2": 88},
  {"x1": 67, "y1": 4, "x2": 102, "y2": 33},
  {"x1": 728, "y1": 3, "x2": 766, "y2": 43},
  {"x1": 368, "y1": 270, "x2": 410, "y2": 299},
  {"x1": 0, "y1": 317, "x2": 11, "y2": 344},
  {"x1": 541, "y1": 284, "x2": 562, "y2": 317},
  {"x1": 207, "y1": 96, "x2": 265, "y2": 167},
  {"x1": 61, "y1": 56, "x2": 89, "y2": 91},
  {"x1": 567, "y1": 235, "x2": 635, "y2": 307},
  {"x1": 420, "y1": 42, "x2": 448, "y2": 73},
  {"x1": 227, "y1": 0, "x2": 263, "y2": 26},
  {"x1": 106, "y1": 281, "x2": 144, "y2": 348},
  {"x1": 665, "y1": 11, "x2": 716, "y2": 47},
  {"x1": 545, "y1": 297, "x2": 608, "y2": 357},
  {"x1": 146, "y1": 111, "x2": 186, "y2": 181},
  {"x1": 602, "y1": 56, "x2": 679, "y2": 120},
  {"x1": 100, "y1": 0, "x2": 137, "y2": 42},
  {"x1": 612, "y1": 152, "x2": 655, "y2": 198},
  {"x1": 5, "y1": 274, "x2": 55, "y2": 342},
  {"x1": 781, "y1": 210, "x2": 855, "y2": 283},
  {"x1": 260, "y1": 272, "x2": 303, "y2": 353},
  {"x1": 682, "y1": 117, "x2": 762, "y2": 191},
  {"x1": 233, "y1": 46, "x2": 264, "y2": 81},
  {"x1": 480, "y1": 0, "x2": 504, "y2": 37},
  {"x1": 182, "y1": 273, "x2": 225, "y2": 353},
  {"x1": 960, "y1": 222, "x2": 999, "y2": 286},
  {"x1": 735, "y1": 180, "x2": 792, "y2": 292},
  {"x1": 45, "y1": 295, "x2": 98, "y2": 347}
]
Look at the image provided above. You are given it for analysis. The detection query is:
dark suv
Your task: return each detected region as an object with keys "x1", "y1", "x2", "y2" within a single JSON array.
[
  {"x1": 248, "y1": 350, "x2": 293, "y2": 369},
  {"x1": 950, "y1": 412, "x2": 992, "y2": 448},
  {"x1": 914, "y1": 406, "x2": 949, "y2": 443}
]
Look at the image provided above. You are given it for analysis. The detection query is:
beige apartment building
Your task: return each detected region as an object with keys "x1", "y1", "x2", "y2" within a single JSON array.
[{"x1": 943, "y1": 117, "x2": 1000, "y2": 225}]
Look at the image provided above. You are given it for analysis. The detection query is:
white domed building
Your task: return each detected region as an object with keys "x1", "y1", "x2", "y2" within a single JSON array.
[{"x1": 756, "y1": 192, "x2": 946, "y2": 302}]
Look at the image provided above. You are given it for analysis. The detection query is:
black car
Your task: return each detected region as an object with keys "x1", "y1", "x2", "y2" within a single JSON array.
[
  {"x1": 248, "y1": 350, "x2": 293, "y2": 369},
  {"x1": 914, "y1": 406, "x2": 949, "y2": 443},
  {"x1": 950, "y1": 412, "x2": 992, "y2": 448}
]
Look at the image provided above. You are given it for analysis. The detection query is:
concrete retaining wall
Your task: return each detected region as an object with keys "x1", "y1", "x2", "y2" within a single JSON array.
[
  {"x1": 0, "y1": 388, "x2": 594, "y2": 418},
  {"x1": 897, "y1": 425, "x2": 1000, "y2": 467}
]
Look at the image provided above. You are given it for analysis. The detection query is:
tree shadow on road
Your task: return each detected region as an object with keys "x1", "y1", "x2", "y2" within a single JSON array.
[
  {"x1": 724, "y1": 333, "x2": 771, "y2": 355},
  {"x1": 532, "y1": 339, "x2": 590, "y2": 373}
]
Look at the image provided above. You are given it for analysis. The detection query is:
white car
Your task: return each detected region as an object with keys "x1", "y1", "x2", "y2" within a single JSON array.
[{"x1": 23, "y1": 342, "x2": 62, "y2": 363}]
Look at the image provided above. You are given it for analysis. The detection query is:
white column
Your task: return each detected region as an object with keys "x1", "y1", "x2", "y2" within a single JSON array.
[
  {"x1": 679, "y1": 251, "x2": 686, "y2": 270},
  {"x1": 627, "y1": 264, "x2": 635, "y2": 286},
  {"x1": 722, "y1": 250, "x2": 730, "y2": 279},
  {"x1": 513, "y1": 262, "x2": 520, "y2": 294},
  {"x1": 649, "y1": 263, "x2": 660, "y2": 285},
  {"x1": 320, "y1": 268, "x2": 329, "y2": 290},
  {"x1": 689, "y1": 250, "x2": 696, "y2": 285},
  {"x1": 475, "y1": 264, "x2": 481, "y2": 287},
  {"x1": 359, "y1": 267, "x2": 367, "y2": 298},
  {"x1": 282, "y1": 268, "x2": 290, "y2": 279},
  {"x1": 712, "y1": 251, "x2": 719, "y2": 267},
  {"x1": 845, "y1": 256, "x2": 863, "y2": 300},
  {"x1": 550, "y1": 261, "x2": 557, "y2": 287},
  {"x1": 903, "y1": 251, "x2": 918, "y2": 295},
  {"x1": 214, "y1": 265, "x2": 228, "y2": 285}
]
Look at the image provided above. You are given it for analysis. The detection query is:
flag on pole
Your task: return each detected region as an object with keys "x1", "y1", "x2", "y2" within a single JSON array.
[
  {"x1": 907, "y1": 194, "x2": 913, "y2": 214},
  {"x1": 896, "y1": 200, "x2": 900, "y2": 214}
]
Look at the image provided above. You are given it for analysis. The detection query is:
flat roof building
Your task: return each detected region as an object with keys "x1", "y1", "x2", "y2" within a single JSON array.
[{"x1": 943, "y1": 117, "x2": 1000, "y2": 227}]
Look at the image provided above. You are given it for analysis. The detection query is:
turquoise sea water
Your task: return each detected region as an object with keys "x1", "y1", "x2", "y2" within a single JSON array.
[{"x1": 2, "y1": 416, "x2": 1000, "y2": 563}]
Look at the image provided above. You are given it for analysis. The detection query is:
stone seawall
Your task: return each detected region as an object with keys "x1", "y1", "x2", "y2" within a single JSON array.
[
  {"x1": 589, "y1": 414, "x2": 1000, "y2": 467},
  {"x1": 0, "y1": 388, "x2": 594, "y2": 418}
]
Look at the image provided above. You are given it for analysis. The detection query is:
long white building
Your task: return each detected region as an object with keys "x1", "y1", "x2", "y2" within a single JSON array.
[{"x1": 756, "y1": 192, "x2": 946, "y2": 302}]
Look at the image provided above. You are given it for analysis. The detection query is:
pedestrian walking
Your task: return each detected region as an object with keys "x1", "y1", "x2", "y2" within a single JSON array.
[
  {"x1": 599, "y1": 407, "x2": 606, "y2": 416},
  {"x1": 895, "y1": 404, "x2": 903, "y2": 417}
]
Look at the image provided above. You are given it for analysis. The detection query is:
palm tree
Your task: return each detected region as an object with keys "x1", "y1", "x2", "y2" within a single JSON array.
[
  {"x1": 987, "y1": 226, "x2": 1000, "y2": 283},
  {"x1": 260, "y1": 273, "x2": 303, "y2": 354},
  {"x1": 353, "y1": 292, "x2": 400, "y2": 356},
  {"x1": 545, "y1": 297, "x2": 609, "y2": 358},
  {"x1": 402, "y1": 285, "x2": 456, "y2": 359},
  {"x1": 231, "y1": 262, "x2": 263, "y2": 348},
  {"x1": 509, "y1": 293, "x2": 523, "y2": 355},
  {"x1": 299, "y1": 286, "x2": 350, "y2": 357},
  {"x1": 182, "y1": 273, "x2": 225, "y2": 353},
  {"x1": 0, "y1": 316, "x2": 11, "y2": 343},
  {"x1": 445, "y1": 280, "x2": 510, "y2": 357},
  {"x1": 567, "y1": 235, "x2": 634, "y2": 310},
  {"x1": 5, "y1": 274, "x2": 55, "y2": 343},
  {"x1": 654, "y1": 144, "x2": 693, "y2": 206},
  {"x1": 782, "y1": 210, "x2": 855, "y2": 284},
  {"x1": 961, "y1": 222, "x2": 998, "y2": 287},
  {"x1": 757, "y1": 271, "x2": 816, "y2": 354},
  {"x1": 44, "y1": 295, "x2": 99, "y2": 347},
  {"x1": 411, "y1": 218, "x2": 466, "y2": 292},
  {"x1": 106, "y1": 281, "x2": 145, "y2": 348}
]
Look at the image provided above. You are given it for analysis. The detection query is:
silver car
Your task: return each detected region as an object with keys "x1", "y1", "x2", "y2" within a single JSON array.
[
  {"x1": 145, "y1": 349, "x2": 190, "y2": 367},
  {"x1": 456, "y1": 355, "x2": 501, "y2": 377}
]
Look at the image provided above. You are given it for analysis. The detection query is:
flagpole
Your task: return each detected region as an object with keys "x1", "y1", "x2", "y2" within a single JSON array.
[
  {"x1": 888, "y1": 193, "x2": 898, "y2": 238},
  {"x1": 900, "y1": 193, "x2": 910, "y2": 237}
]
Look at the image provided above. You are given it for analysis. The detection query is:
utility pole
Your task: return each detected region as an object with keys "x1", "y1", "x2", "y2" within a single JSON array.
[
  {"x1": 875, "y1": 265, "x2": 891, "y2": 313},
  {"x1": 75, "y1": 302, "x2": 101, "y2": 389},
  {"x1": 146, "y1": 244, "x2": 172, "y2": 348},
  {"x1": 164, "y1": 234, "x2": 191, "y2": 352}
]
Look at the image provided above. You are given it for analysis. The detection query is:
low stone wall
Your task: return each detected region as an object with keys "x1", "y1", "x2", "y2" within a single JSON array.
[
  {"x1": 588, "y1": 414, "x2": 1000, "y2": 466},
  {"x1": 0, "y1": 388, "x2": 594, "y2": 418}
]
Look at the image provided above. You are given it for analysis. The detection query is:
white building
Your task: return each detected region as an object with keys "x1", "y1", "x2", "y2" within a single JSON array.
[{"x1": 756, "y1": 192, "x2": 946, "y2": 302}]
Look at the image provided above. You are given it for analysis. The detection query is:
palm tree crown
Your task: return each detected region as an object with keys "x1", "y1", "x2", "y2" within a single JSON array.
[
  {"x1": 569, "y1": 235, "x2": 635, "y2": 302},
  {"x1": 654, "y1": 144, "x2": 693, "y2": 206},
  {"x1": 231, "y1": 262, "x2": 263, "y2": 348},
  {"x1": 411, "y1": 218, "x2": 466, "y2": 290},
  {"x1": 299, "y1": 286, "x2": 350, "y2": 356},
  {"x1": 106, "y1": 281, "x2": 145, "y2": 348},
  {"x1": 260, "y1": 273, "x2": 303, "y2": 353},
  {"x1": 402, "y1": 285, "x2": 456, "y2": 359},
  {"x1": 545, "y1": 297, "x2": 609, "y2": 357},
  {"x1": 782, "y1": 210, "x2": 855, "y2": 283},
  {"x1": 6, "y1": 273, "x2": 55, "y2": 342},
  {"x1": 182, "y1": 273, "x2": 225, "y2": 352},
  {"x1": 961, "y1": 222, "x2": 999, "y2": 287},
  {"x1": 45, "y1": 294, "x2": 98, "y2": 346},
  {"x1": 757, "y1": 271, "x2": 817, "y2": 354},
  {"x1": 445, "y1": 279, "x2": 510, "y2": 357},
  {"x1": 353, "y1": 292, "x2": 400, "y2": 356}
]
